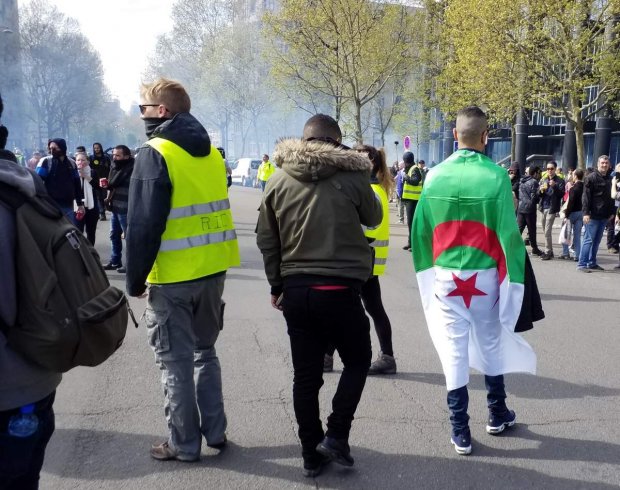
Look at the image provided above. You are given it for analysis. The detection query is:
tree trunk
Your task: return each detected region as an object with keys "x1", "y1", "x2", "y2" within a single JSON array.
[
  {"x1": 354, "y1": 99, "x2": 363, "y2": 144},
  {"x1": 574, "y1": 116, "x2": 586, "y2": 170}
]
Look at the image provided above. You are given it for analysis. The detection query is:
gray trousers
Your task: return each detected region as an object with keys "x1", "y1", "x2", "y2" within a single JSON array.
[
  {"x1": 540, "y1": 208, "x2": 557, "y2": 254},
  {"x1": 145, "y1": 274, "x2": 227, "y2": 458}
]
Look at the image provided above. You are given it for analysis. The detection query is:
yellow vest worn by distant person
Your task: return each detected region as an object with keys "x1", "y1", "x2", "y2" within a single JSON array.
[
  {"x1": 365, "y1": 183, "x2": 390, "y2": 276},
  {"x1": 145, "y1": 137, "x2": 240, "y2": 284},
  {"x1": 402, "y1": 165, "x2": 423, "y2": 201},
  {"x1": 257, "y1": 161, "x2": 275, "y2": 181}
]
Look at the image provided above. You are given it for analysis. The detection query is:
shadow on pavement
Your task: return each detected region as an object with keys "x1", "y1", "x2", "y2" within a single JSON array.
[
  {"x1": 391, "y1": 372, "x2": 620, "y2": 400},
  {"x1": 540, "y1": 293, "x2": 618, "y2": 302},
  {"x1": 43, "y1": 429, "x2": 618, "y2": 488}
]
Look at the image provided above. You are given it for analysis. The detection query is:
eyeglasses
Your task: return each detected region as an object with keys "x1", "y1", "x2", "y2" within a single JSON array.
[
  {"x1": 139, "y1": 104, "x2": 159, "y2": 114},
  {"x1": 546, "y1": 167, "x2": 555, "y2": 170}
]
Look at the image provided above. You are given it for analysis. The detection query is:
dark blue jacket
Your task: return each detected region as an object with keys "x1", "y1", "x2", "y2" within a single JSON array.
[{"x1": 35, "y1": 156, "x2": 83, "y2": 208}]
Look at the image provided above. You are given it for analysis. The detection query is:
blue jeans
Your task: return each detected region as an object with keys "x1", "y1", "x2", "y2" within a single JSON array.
[
  {"x1": 145, "y1": 275, "x2": 227, "y2": 458},
  {"x1": 447, "y1": 375, "x2": 507, "y2": 436},
  {"x1": 562, "y1": 211, "x2": 583, "y2": 258},
  {"x1": 578, "y1": 218, "x2": 607, "y2": 268},
  {"x1": 109, "y1": 212, "x2": 127, "y2": 265},
  {"x1": 0, "y1": 392, "x2": 56, "y2": 490},
  {"x1": 59, "y1": 205, "x2": 78, "y2": 226}
]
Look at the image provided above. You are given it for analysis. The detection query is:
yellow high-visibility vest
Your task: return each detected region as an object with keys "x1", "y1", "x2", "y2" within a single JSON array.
[
  {"x1": 402, "y1": 166, "x2": 422, "y2": 201},
  {"x1": 365, "y1": 183, "x2": 389, "y2": 276},
  {"x1": 145, "y1": 137, "x2": 240, "y2": 284},
  {"x1": 257, "y1": 161, "x2": 275, "y2": 181}
]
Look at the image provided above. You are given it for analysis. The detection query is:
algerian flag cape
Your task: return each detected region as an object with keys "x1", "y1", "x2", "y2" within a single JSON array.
[{"x1": 412, "y1": 149, "x2": 536, "y2": 389}]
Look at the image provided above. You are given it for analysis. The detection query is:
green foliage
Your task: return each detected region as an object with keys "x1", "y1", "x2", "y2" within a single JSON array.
[
  {"x1": 264, "y1": 0, "x2": 420, "y2": 143},
  {"x1": 435, "y1": 0, "x2": 620, "y2": 167}
]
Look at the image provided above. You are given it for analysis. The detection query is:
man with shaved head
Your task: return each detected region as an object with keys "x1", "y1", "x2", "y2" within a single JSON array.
[
  {"x1": 257, "y1": 113, "x2": 382, "y2": 477},
  {"x1": 411, "y1": 106, "x2": 539, "y2": 455}
]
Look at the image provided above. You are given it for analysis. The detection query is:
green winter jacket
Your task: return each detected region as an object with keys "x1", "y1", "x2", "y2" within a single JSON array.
[{"x1": 256, "y1": 138, "x2": 382, "y2": 294}]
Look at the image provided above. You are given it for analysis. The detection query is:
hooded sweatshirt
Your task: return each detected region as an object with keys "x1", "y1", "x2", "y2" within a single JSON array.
[
  {"x1": 256, "y1": 138, "x2": 383, "y2": 295},
  {"x1": 0, "y1": 156, "x2": 62, "y2": 411},
  {"x1": 125, "y1": 112, "x2": 213, "y2": 296}
]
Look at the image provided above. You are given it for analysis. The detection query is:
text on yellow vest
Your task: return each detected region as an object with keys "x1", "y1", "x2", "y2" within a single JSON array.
[{"x1": 146, "y1": 137, "x2": 240, "y2": 284}]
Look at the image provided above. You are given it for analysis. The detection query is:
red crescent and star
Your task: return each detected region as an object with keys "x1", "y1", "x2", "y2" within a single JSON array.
[
  {"x1": 432, "y1": 220, "x2": 507, "y2": 309},
  {"x1": 447, "y1": 272, "x2": 487, "y2": 308}
]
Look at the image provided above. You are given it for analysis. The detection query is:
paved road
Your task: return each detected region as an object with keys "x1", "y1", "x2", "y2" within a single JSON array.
[{"x1": 42, "y1": 185, "x2": 620, "y2": 489}]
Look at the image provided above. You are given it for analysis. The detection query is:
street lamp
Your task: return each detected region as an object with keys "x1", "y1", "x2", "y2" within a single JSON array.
[{"x1": 394, "y1": 140, "x2": 399, "y2": 164}]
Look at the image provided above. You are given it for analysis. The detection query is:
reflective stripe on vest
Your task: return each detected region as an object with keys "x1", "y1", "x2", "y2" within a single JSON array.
[
  {"x1": 402, "y1": 166, "x2": 422, "y2": 200},
  {"x1": 365, "y1": 183, "x2": 390, "y2": 276},
  {"x1": 145, "y1": 137, "x2": 240, "y2": 284}
]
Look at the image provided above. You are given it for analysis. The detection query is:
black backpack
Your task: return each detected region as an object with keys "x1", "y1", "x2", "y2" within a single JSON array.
[{"x1": 0, "y1": 169, "x2": 132, "y2": 373}]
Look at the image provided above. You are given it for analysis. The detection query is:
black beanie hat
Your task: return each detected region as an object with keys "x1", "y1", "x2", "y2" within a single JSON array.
[
  {"x1": 403, "y1": 151, "x2": 414, "y2": 164},
  {"x1": 50, "y1": 138, "x2": 67, "y2": 154}
]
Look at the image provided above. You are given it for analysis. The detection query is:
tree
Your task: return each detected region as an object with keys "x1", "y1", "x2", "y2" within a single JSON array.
[
  {"x1": 19, "y1": 0, "x2": 107, "y2": 147},
  {"x1": 148, "y1": 0, "x2": 280, "y2": 156},
  {"x1": 264, "y1": 0, "x2": 419, "y2": 143},
  {"x1": 436, "y1": 0, "x2": 620, "y2": 168}
]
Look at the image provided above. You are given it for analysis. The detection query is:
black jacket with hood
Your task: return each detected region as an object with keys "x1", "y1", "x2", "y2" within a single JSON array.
[
  {"x1": 125, "y1": 112, "x2": 214, "y2": 296},
  {"x1": 517, "y1": 175, "x2": 539, "y2": 214}
]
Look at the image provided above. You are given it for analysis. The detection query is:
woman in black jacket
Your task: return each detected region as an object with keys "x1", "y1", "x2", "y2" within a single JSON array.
[{"x1": 560, "y1": 168, "x2": 584, "y2": 260}]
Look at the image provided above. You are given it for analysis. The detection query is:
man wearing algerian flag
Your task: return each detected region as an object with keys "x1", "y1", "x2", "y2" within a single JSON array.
[{"x1": 411, "y1": 106, "x2": 536, "y2": 456}]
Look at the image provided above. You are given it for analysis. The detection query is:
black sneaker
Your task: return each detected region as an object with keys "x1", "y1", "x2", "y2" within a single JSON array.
[
  {"x1": 368, "y1": 352, "x2": 397, "y2": 375},
  {"x1": 450, "y1": 429, "x2": 472, "y2": 455},
  {"x1": 302, "y1": 454, "x2": 331, "y2": 478},
  {"x1": 403, "y1": 244, "x2": 411, "y2": 251},
  {"x1": 316, "y1": 437, "x2": 354, "y2": 467},
  {"x1": 530, "y1": 248, "x2": 544, "y2": 256},
  {"x1": 116, "y1": 266, "x2": 126, "y2": 273},
  {"x1": 207, "y1": 434, "x2": 227, "y2": 450},
  {"x1": 103, "y1": 262, "x2": 122, "y2": 270},
  {"x1": 540, "y1": 252, "x2": 553, "y2": 261},
  {"x1": 486, "y1": 409, "x2": 516, "y2": 435},
  {"x1": 587, "y1": 264, "x2": 604, "y2": 271},
  {"x1": 323, "y1": 354, "x2": 334, "y2": 373}
]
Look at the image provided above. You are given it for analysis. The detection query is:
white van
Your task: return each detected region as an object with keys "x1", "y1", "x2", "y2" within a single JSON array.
[{"x1": 230, "y1": 158, "x2": 261, "y2": 187}]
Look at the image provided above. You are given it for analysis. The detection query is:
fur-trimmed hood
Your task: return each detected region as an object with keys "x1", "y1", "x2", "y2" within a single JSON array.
[{"x1": 273, "y1": 138, "x2": 371, "y2": 183}]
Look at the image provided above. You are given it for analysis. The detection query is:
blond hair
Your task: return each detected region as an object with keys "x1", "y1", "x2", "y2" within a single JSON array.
[{"x1": 140, "y1": 78, "x2": 191, "y2": 115}]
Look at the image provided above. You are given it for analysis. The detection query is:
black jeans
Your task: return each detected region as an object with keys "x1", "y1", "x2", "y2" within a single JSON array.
[
  {"x1": 517, "y1": 212, "x2": 540, "y2": 251},
  {"x1": 403, "y1": 199, "x2": 418, "y2": 247},
  {"x1": 361, "y1": 276, "x2": 393, "y2": 356},
  {"x1": 0, "y1": 392, "x2": 56, "y2": 490},
  {"x1": 283, "y1": 286, "x2": 371, "y2": 464},
  {"x1": 76, "y1": 208, "x2": 99, "y2": 245},
  {"x1": 446, "y1": 376, "x2": 507, "y2": 436},
  {"x1": 326, "y1": 276, "x2": 393, "y2": 356}
]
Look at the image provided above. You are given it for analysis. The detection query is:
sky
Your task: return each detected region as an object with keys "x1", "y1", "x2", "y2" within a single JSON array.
[{"x1": 24, "y1": 0, "x2": 175, "y2": 111}]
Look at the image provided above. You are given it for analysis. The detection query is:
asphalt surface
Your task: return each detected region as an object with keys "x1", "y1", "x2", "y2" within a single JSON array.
[{"x1": 41, "y1": 184, "x2": 620, "y2": 489}]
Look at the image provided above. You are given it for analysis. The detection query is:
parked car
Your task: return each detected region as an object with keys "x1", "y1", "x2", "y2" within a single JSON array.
[{"x1": 231, "y1": 158, "x2": 261, "y2": 186}]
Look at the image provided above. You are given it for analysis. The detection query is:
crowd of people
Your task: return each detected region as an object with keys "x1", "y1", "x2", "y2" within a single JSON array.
[
  {"x1": 509, "y1": 157, "x2": 620, "y2": 271},
  {"x1": 1, "y1": 76, "x2": 618, "y2": 490}
]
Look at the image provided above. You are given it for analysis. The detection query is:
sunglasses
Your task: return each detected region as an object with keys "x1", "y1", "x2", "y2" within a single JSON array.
[{"x1": 139, "y1": 104, "x2": 159, "y2": 114}]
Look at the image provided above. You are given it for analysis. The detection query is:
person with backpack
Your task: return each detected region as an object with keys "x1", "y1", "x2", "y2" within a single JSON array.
[
  {"x1": 35, "y1": 138, "x2": 84, "y2": 226},
  {"x1": 0, "y1": 93, "x2": 62, "y2": 490}
]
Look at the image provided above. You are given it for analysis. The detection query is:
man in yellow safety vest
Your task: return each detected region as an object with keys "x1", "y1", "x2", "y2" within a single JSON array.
[
  {"x1": 257, "y1": 153, "x2": 276, "y2": 191},
  {"x1": 401, "y1": 152, "x2": 424, "y2": 251},
  {"x1": 126, "y1": 78, "x2": 240, "y2": 463}
]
